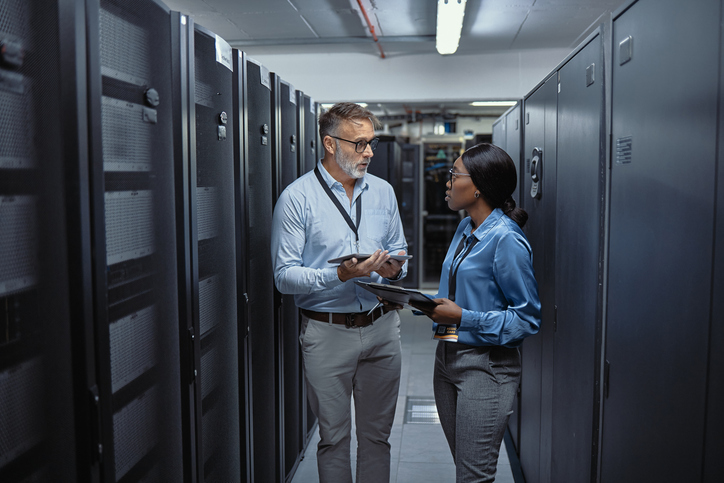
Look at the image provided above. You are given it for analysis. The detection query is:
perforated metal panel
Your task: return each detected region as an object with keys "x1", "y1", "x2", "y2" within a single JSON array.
[
  {"x1": 192, "y1": 24, "x2": 240, "y2": 482},
  {"x1": 112, "y1": 387, "x2": 159, "y2": 479},
  {"x1": 0, "y1": 0, "x2": 77, "y2": 480},
  {"x1": 0, "y1": 196, "x2": 38, "y2": 296},
  {"x1": 104, "y1": 190, "x2": 155, "y2": 265},
  {"x1": 196, "y1": 187, "x2": 220, "y2": 240},
  {"x1": 198, "y1": 274, "x2": 222, "y2": 336},
  {"x1": 109, "y1": 306, "x2": 159, "y2": 393},
  {"x1": 244, "y1": 54, "x2": 278, "y2": 483},
  {"x1": 101, "y1": 98, "x2": 153, "y2": 171},
  {"x1": 94, "y1": 1, "x2": 183, "y2": 481},
  {"x1": 0, "y1": 358, "x2": 43, "y2": 467}
]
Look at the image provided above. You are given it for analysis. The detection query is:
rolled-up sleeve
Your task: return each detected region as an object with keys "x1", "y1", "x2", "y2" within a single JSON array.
[{"x1": 271, "y1": 189, "x2": 344, "y2": 294}]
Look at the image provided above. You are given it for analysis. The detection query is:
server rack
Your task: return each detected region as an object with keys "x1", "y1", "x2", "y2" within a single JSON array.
[
  {"x1": 399, "y1": 143, "x2": 421, "y2": 288},
  {"x1": 601, "y1": 0, "x2": 720, "y2": 481},
  {"x1": 235, "y1": 53, "x2": 277, "y2": 483},
  {"x1": 0, "y1": 1, "x2": 81, "y2": 481},
  {"x1": 271, "y1": 73, "x2": 305, "y2": 480},
  {"x1": 87, "y1": 0, "x2": 184, "y2": 481},
  {"x1": 176, "y1": 20, "x2": 242, "y2": 482},
  {"x1": 301, "y1": 94, "x2": 319, "y2": 174},
  {"x1": 296, "y1": 91, "x2": 319, "y2": 442},
  {"x1": 231, "y1": 49, "x2": 253, "y2": 483},
  {"x1": 520, "y1": 74, "x2": 558, "y2": 483},
  {"x1": 551, "y1": 30, "x2": 605, "y2": 483},
  {"x1": 492, "y1": 101, "x2": 524, "y2": 452}
]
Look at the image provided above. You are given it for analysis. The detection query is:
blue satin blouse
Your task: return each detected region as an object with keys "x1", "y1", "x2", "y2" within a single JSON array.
[{"x1": 433, "y1": 208, "x2": 541, "y2": 347}]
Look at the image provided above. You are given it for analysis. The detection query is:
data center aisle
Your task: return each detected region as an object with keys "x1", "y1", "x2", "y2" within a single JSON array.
[{"x1": 291, "y1": 308, "x2": 516, "y2": 483}]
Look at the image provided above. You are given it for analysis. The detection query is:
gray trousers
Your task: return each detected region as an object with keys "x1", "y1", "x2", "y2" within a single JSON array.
[
  {"x1": 300, "y1": 311, "x2": 402, "y2": 483},
  {"x1": 433, "y1": 342, "x2": 521, "y2": 483}
]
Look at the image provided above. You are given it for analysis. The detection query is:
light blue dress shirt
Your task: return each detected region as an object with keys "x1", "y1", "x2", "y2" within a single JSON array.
[
  {"x1": 271, "y1": 161, "x2": 408, "y2": 313},
  {"x1": 433, "y1": 208, "x2": 541, "y2": 347}
]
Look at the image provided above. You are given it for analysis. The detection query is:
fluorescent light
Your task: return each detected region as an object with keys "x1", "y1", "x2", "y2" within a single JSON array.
[
  {"x1": 436, "y1": 0, "x2": 467, "y2": 55},
  {"x1": 356, "y1": 102, "x2": 368, "y2": 108},
  {"x1": 470, "y1": 101, "x2": 518, "y2": 107}
]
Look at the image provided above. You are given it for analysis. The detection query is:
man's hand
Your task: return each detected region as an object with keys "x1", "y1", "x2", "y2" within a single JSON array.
[
  {"x1": 337, "y1": 249, "x2": 390, "y2": 282},
  {"x1": 409, "y1": 298, "x2": 462, "y2": 325},
  {"x1": 375, "y1": 250, "x2": 406, "y2": 279}
]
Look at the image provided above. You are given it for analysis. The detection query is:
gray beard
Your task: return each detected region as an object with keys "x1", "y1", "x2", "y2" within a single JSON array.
[{"x1": 335, "y1": 140, "x2": 367, "y2": 179}]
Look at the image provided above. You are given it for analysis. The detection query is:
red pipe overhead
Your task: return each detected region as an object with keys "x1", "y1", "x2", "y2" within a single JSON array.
[{"x1": 356, "y1": 0, "x2": 386, "y2": 58}]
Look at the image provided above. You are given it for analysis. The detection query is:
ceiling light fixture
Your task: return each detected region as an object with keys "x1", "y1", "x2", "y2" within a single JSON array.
[
  {"x1": 436, "y1": 0, "x2": 467, "y2": 55},
  {"x1": 470, "y1": 101, "x2": 518, "y2": 107}
]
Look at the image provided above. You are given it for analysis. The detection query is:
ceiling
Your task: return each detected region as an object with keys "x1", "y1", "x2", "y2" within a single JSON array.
[{"x1": 160, "y1": 0, "x2": 626, "y2": 119}]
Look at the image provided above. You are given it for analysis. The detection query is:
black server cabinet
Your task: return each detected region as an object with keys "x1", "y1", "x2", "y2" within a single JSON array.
[
  {"x1": 505, "y1": 103, "x2": 522, "y2": 208},
  {"x1": 492, "y1": 116, "x2": 506, "y2": 151},
  {"x1": 231, "y1": 49, "x2": 253, "y2": 483},
  {"x1": 519, "y1": 75, "x2": 557, "y2": 483},
  {"x1": 300, "y1": 94, "x2": 319, "y2": 174},
  {"x1": 0, "y1": 1, "x2": 80, "y2": 481},
  {"x1": 399, "y1": 143, "x2": 421, "y2": 288},
  {"x1": 551, "y1": 32, "x2": 604, "y2": 483},
  {"x1": 368, "y1": 136, "x2": 402, "y2": 198},
  {"x1": 87, "y1": 0, "x2": 184, "y2": 481},
  {"x1": 181, "y1": 21, "x2": 241, "y2": 482},
  {"x1": 708, "y1": 31, "x2": 724, "y2": 482},
  {"x1": 235, "y1": 53, "x2": 278, "y2": 483},
  {"x1": 602, "y1": 0, "x2": 720, "y2": 481},
  {"x1": 271, "y1": 74, "x2": 304, "y2": 479},
  {"x1": 296, "y1": 91, "x2": 318, "y2": 441}
]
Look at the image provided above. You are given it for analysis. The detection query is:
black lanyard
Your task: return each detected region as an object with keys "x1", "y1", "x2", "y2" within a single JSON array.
[
  {"x1": 447, "y1": 234, "x2": 479, "y2": 301},
  {"x1": 314, "y1": 166, "x2": 362, "y2": 250}
]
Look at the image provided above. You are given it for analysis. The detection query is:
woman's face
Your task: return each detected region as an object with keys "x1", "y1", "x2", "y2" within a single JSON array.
[{"x1": 445, "y1": 156, "x2": 477, "y2": 212}]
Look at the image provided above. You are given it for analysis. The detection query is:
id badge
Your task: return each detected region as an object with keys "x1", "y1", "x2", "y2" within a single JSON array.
[{"x1": 433, "y1": 325, "x2": 459, "y2": 342}]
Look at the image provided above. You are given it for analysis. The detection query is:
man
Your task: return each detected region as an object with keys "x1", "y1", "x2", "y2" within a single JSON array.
[{"x1": 271, "y1": 102, "x2": 407, "y2": 483}]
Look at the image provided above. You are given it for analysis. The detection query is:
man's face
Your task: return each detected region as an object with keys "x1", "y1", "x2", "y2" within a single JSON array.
[{"x1": 333, "y1": 118, "x2": 375, "y2": 179}]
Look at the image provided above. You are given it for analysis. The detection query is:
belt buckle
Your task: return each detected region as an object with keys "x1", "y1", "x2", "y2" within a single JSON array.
[{"x1": 344, "y1": 313, "x2": 356, "y2": 328}]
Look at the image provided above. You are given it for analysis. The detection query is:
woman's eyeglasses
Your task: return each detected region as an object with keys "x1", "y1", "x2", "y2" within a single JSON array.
[
  {"x1": 449, "y1": 168, "x2": 472, "y2": 183},
  {"x1": 329, "y1": 135, "x2": 380, "y2": 153}
]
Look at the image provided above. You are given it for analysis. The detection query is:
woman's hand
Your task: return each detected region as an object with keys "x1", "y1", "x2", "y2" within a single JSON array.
[{"x1": 410, "y1": 298, "x2": 462, "y2": 325}]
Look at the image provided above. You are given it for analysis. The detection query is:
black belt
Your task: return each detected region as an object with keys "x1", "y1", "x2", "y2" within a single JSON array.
[{"x1": 301, "y1": 307, "x2": 390, "y2": 328}]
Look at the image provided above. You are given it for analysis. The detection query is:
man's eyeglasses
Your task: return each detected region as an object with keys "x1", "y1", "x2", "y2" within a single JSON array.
[
  {"x1": 329, "y1": 135, "x2": 380, "y2": 153},
  {"x1": 449, "y1": 168, "x2": 472, "y2": 183}
]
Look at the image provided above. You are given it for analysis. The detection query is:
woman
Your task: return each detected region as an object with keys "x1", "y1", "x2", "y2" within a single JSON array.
[{"x1": 412, "y1": 143, "x2": 541, "y2": 482}]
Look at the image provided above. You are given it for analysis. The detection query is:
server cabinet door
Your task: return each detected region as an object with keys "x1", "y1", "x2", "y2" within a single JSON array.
[
  {"x1": 552, "y1": 33, "x2": 604, "y2": 483},
  {"x1": 707, "y1": 45, "x2": 724, "y2": 481},
  {"x1": 89, "y1": 0, "x2": 183, "y2": 480},
  {"x1": 492, "y1": 118, "x2": 506, "y2": 151},
  {"x1": 502, "y1": 103, "x2": 523, "y2": 451},
  {"x1": 602, "y1": 1, "x2": 720, "y2": 481},
  {"x1": 271, "y1": 74, "x2": 303, "y2": 479},
  {"x1": 399, "y1": 143, "x2": 421, "y2": 288},
  {"x1": 505, "y1": 104, "x2": 522, "y2": 208},
  {"x1": 192, "y1": 25, "x2": 240, "y2": 482},
  {"x1": 520, "y1": 75, "x2": 557, "y2": 483},
  {"x1": 0, "y1": 1, "x2": 80, "y2": 481},
  {"x1": 231, "y1": 48, "x2": 253, "y2": 483},
  {"x1": 302, "y1": 95, "x2": 319, "y2": 174},
  {"x1": 242, "y1": 55, "x2": 278, "y2": 483}
]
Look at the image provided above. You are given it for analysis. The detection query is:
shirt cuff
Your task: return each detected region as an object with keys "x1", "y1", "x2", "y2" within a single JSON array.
[
  {"x1": 325, "y1": 266, "x2": 345, "y2": 287},
  {"x1": 458, "y1": 308, "x2": 477, "y2": 329}
]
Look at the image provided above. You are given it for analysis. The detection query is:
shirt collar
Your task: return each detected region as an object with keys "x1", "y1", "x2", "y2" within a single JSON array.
[
  {"x1": 464, "y1": 208, "x2": 504, "y2": 240},
  {"x1": 316, "y1": 159, "x2": 369, "y2": 193}
]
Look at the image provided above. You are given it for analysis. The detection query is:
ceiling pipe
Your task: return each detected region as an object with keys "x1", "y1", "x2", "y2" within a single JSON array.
[{"x1": 356, "y1": 0, "x2": 386, "y2": 58}]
